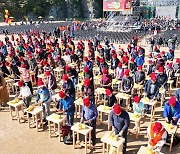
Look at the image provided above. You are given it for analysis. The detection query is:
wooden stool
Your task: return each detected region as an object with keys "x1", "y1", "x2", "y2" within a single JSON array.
[
  {"x1": 30, "y1": 71, "x2": 36, "y2": 86},
  {"x1": 27, "y1": 107, "x2": 43, "y2": 132},
  {"x1": 141, "y1": 98, "x2": 158, "y2": 121},
  {"x1": 46, "y1": 114, "x2": 66, "y2": 142},
  {"x1": 74, "y1": 98, "x2": 83, "y2": 119},
  {"x1": 175, "y1": 73, "x2": 180, "y2": 87},
  {"x1": 161, "y1": 121, "x2": 178, "y2": 152},
  {"x1": 115, "y1": 93, "x2": 131, "y2": 111},
  {"x1": 71, "y1": 122, "x2": 93, "y2": 154},
  {"x1": 132, "y1": 83, "x2": 143, "y2": 95},
  {"x1": 95, "y1": 88, "x2": 106, "y2": 104},
  {"x1": 97, "y1": 105, "x2": 112, "y2": 130},
  {"x1": 7, "y1": 100, "x2": 25, "y2": 123},
  {"x1": 159, "y1": 88, "x2": 166, "y2": 107},
  {"x1": 5, "y1": 78, "x2": 14, "y2": 93},
  {"x1": 137, "y1": 146, "x2": 163, "y2": 154},
  {"x1": 53, "y1": 67, "x2": 63, "y2": 81},
  {"x1": 128, "y1": 112, "x2": 142, "y2": 139},
  {"x1": 101, "y1": 131, "x2": 125, "y2": 154},
  {"x1": 167, "y1": 80, "x2": 174, "y2": 96}
]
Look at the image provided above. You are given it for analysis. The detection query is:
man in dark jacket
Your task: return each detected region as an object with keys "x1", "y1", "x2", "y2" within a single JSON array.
[
  {"x1": 62, "y1": 74, "x2": 75, "y2": 100},
  {"x1": 99, "y1": 58, "x2": 109, "y2": 75},
  {"x1": 133, "y1": 66, "x2": 145, "y2": 85},
  {"x1": 144, "y1": 72, "x2": 160, "y2": 113},
  {"x1": 122, "y1": 69, "x2": 133, "y2": 94},
  {"x1": 65, "y1": 66, "x2": 78, "y2": 89},
  {"x1": 157, "y1": 67, "x2": 168, "y2": 90},
  {"x1": 110, "y1": 104, "x2": 130, "y2": 154},
  {"x1": 111, "y1": 54, "x2": 119, "y2": 70}
]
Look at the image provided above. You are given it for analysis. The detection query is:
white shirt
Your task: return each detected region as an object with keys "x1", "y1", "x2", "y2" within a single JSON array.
[{"x1": 20, "y1": 86, "x2": 32, "y2": 97}]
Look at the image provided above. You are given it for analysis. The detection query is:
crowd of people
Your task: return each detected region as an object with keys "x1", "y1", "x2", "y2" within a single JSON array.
[{"x1": 0, "y1": 28, "x2": 180, "y2": 153}]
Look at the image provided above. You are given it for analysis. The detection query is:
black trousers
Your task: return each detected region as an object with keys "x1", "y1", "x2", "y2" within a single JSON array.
[{"x1": 86, "y1": 119, "x2": 96, "y2": 145}]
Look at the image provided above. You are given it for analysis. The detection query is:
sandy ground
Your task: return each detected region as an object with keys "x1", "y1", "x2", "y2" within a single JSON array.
[{"x1": 0, "y1": 33, "x2": 180, "y2": 154}]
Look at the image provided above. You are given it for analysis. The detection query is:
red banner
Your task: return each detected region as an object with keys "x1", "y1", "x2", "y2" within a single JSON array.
[{"x1": 103, "y1": 0, "x2": 132, "y2": 11}]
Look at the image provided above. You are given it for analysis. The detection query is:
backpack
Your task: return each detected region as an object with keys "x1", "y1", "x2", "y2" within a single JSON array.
[{"x1": 63, "y1": 131, "x2": 73, "y2": 145}]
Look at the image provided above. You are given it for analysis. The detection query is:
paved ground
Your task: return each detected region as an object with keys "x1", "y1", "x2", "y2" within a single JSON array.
[{"x1": 0, "y1": 34, "x2": 180, "y2": 154}]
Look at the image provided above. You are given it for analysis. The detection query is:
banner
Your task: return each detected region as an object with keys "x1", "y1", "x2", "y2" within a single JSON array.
[
  {"x1": 103, "y1": 0, "x2": 132, "y2": 11},
  {"x1": 156, "y1": 6, "x2": 177, "y2": 19}
]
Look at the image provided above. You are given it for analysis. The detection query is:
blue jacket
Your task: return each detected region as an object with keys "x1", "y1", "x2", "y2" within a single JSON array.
[
  {"x1": 36, "y1": 87, "x2": 50, "y2": 103},
  {"x1": 84, "y1": 61, "x2": 93, "y2": 72},
  {"x1": 58, "y1": 96, "x2": 75, "y2": 115},
  {"x1": 110, "y1": 110, "x2": 130, "y2": 133},
  {"x1": 164, "y1": 101, "x2": 180, "y2": 124},
  {"x1": 135, "y1": 56, "x2": 144, "y2": 66}
]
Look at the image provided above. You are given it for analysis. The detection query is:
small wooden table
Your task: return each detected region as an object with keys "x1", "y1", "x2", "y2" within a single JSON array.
[
  {"x1": 29, "y1": 71, "x2": 36, "y2": 86},
  {"x1": 71, "y1": 122, "x2": 93, "y2": 154},
  {"x1": 97, "y1": 105, "x2": 112, "y2": 130},
  {"x1": 69, "y1": 62, "x2": 77, "y2": 69},
  {"x1": 53, "y1": 67, "x2": 64, "y2": 81},
  {"x1": 74, "y1": 98, "x2": 83, "y2": 119},
  {"x1": 128, "y1": 112, "x2": 142, "y2": 138},
  {"x1": 94, "y1": 75, "x2": 102, "y2": 88},
  {"x1": 175, "y1": 73, "x2": 180, "y2": 87},
  {"x1": 76, "y1": 83, "x2": 83, "y2": 98},
  {"x1": 167, "y1": 80, "x2": 173, "y2": 96},
  {"x1": 13, "y1": 82, "x2": 19, "y2": 96},
  {"x1": 159, "y1": 88, "x2": 166, "y2": 107},
  {"x1": 95, "y1": 88, "x2": 106, "y2": 103},
  {"x1": 133, "y1": 83, "x2": 144, "y2": 95},
  {"x1": 137, "y1": 146, "x2": 164, "y2": 154},
  {"x1": 161, "y1": 121, "x2": 178, "y2": 152},
  {"x1": 7, "y1": 100, "x2": 24, "y2": 123},
  {"x1": 27, "y1": 107, "x2": 43, "y2": 132},
  {"x1": 37, "y1": 74, "x2": 46, "y2": 80},
  {"x1": 5, "y1": 78, "x2": 14, "y2": 93},
  {"x1": 141, "y1": 98, "x2": 158, "y2": 121},
  {"x1": 112, "y1": 79, "x2": 122, "y2": 91},
  {"x1": 101, "y1": 131, "x2": 125, "y2": 154},
  {"x1": 46, "y1": 114, "x2": 66, "y2": 142},
  {"x1": 115, "y1": 93, "x2": 131, "y2": 111},
  {"x1": 93, "y1": 67, "x2": 99, "y2": 76}
]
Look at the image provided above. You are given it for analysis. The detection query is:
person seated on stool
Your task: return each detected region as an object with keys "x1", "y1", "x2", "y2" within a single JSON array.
[
  {"x1": 105, "y1": 89, "x2": 117, "y2": 107},
  {"x1": 57, "y1": 91, "x2": 75, "y2": 126},
  {"x1": 147, "y1": 122, "x2": 167, "y2": 153},
  {"x1": 45, "y1": 70, "x2": 57, "y2": 96},
  {"x1": 132, "y1": 96, "x2": 144, "y2": 131},
  {"x1": 18, "y1": 81, "x2": 32, "y2": 109},
  {"x1": 144, "y1": 72, "x2": 160, "y2": 114},
  {"x1": 81, "y1": 78, "x2": 95, "y2": 104},
  {"x1": 35, "y1": 79, "x2": 51, "y2": 123},
  {"x1": 101, "y1": 68, "x2": 112, "y2": 91},
  {"x1": 133, "y1": 65, "x2": 145, "y2": 85},
  {"x1": 80, "y1": 97, "x2": 98, "y2": 146},
  {"x1": 110, "y1": 104, "x2": 130, "y2": 154},
  {"x1": 164, "y1": 96, "x2": 180, "y2": 125},
  {"x1": 157, "y1": 67, "x2": 168, "y2": 90}
]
